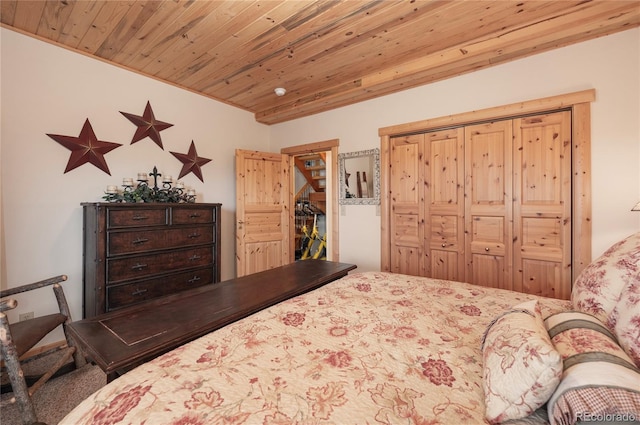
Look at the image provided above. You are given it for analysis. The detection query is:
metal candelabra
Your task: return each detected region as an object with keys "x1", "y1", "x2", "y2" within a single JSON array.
[{"x1": 103, "y1": 166, "x2": 196, "y2": 203}]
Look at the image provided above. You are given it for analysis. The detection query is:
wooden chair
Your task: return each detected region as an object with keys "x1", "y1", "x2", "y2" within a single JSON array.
[{"x1": 0, "y1": 275, "x2": 86, "y2": 425}]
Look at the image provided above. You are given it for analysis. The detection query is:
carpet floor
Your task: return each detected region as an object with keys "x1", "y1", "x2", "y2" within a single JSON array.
[{"x1": 1, "y1": 351, "x2": 106, "y2": 425}]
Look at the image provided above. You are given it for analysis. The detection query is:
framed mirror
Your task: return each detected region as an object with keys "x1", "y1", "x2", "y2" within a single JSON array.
[{"x1": 338, "y1": 148, "x2": 380, "y2": 205}]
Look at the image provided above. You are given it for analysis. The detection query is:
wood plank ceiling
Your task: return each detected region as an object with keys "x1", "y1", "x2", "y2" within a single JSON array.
[{"x1": 2, "y1": 1, "x2": 639, "y2": 125}]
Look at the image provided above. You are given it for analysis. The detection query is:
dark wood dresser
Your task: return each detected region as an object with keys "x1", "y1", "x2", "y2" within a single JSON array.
[{"x1": 81, "y1": 202, "x2": 221, "y2": 318}]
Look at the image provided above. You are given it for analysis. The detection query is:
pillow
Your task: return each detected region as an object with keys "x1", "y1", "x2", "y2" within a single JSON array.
[
  {"x1": 544, "y1": 311, "x2": 640, "y2": 425},
  {"x1": 571, "y1": 232, "x2": 640, "y2": 328},
  {"x1": 482, "y1": 300, "x2": 563, "y2": 423},
  {"x1": 612, "y1": 278, "x2": 640, "y2": 367}
]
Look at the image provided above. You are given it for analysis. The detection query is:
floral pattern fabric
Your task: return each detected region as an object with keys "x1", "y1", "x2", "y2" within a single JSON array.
[
  {"x1": 544, "y1": 311, "x2": 640, "y2": 425},
  {"x1": 62, "y1": 272, "x2": 570, "y2": 425},
  {"x1": 482, "y1": 301, "x2": 563, "y2": 423},
  {"x1": 571, "y1": 232, "x2": 640, "y2": 367}
]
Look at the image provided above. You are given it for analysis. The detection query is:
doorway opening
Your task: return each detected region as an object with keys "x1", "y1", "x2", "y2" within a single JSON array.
[{"x1": 282, "y1": 139, "x2": 340, "y2": 262}]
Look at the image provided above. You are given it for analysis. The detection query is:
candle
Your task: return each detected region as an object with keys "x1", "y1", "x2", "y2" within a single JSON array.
[
  {"x1": 187, "y1": 189, "x2": 196, "y2": 196},
  {"x1": 162, "y1": 175, "x2": 173, "y2": 183},
  {"x1": 123, "y1": 178, "x2": 134, "y2": 186},
  {"x1": 137, "y1": 173, "x2": 147, "y2": 181},
  {"x1": 106, "y1": 185, "x2": 118, "y2": 194},
  {"x1": 176, "y1": 181, "x2": 185, "y2": 189}
]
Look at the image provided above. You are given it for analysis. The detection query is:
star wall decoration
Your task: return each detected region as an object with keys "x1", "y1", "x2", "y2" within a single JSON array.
[
  {"x1": 47, "y1": 118, "x2": 122, "y2": 175},
  {"x1": 170, "y1": 141, "x2": 211, "y2": 182},
  {"x1": 120, "y1": 101, "x2": 173, "y2": 149}
]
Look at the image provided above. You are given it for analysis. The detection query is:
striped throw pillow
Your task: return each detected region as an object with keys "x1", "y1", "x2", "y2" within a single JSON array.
[{"x1": 544, "y1": 311, "x2": 640, "y2": 425}]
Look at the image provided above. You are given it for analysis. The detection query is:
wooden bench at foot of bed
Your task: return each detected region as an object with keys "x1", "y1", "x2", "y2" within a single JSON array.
[{"x1": 68, "y1": 260, "x2": 357, "y2": 381}]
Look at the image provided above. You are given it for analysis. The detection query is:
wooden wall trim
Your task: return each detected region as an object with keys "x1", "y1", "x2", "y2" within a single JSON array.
[
  {"x1": 379, "y1": 89, "x2": 596, "y2": 136},
  {"x1": 281, "y1": 139, "x2": 339, "y2": 154},
  {"x1": 380, "y1": 91, "x2": 593, "y2": 282},
  {"x1": 380, "y1": 134, "x2": 391, "y2": 272},
  {"x1": 572, "y1": 103, "x2": 593, "y2": 280}
]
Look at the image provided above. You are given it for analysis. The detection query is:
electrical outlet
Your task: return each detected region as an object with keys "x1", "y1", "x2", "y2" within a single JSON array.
[{"x1": 19, "y1": 311, "x2": 34, "y2": 321}]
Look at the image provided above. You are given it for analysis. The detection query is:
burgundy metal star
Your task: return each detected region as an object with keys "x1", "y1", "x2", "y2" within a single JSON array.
[
  {"x1": 170, "y1": 141, "x2": 211, "y2": 182},
  {"x1": 47, "y1": 119, "x2": 122, "y2": 175},
  {"x1": 120, "y1": 101, "x2": 173, "y2": 149}
]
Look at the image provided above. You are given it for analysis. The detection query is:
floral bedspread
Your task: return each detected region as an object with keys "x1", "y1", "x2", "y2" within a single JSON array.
[{"x1": 62, "y1": 272, "x2": 570, "y2": 425}]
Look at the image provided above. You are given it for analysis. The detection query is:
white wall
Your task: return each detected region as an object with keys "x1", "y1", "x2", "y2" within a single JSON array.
[
  {"x1": 270, "y1": 28, "x2": 640, "y2": 271},
  {"x1": 1, "y1": 27, "x2": 639, "y2": 339},
  {"x1": 0, "y1": 28, "x2": 269, "y2": 336}
]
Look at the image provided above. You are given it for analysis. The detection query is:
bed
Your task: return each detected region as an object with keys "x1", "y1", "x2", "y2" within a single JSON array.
[{"x1": 61, "y1": 233, "x2": 640, "y2": 425}]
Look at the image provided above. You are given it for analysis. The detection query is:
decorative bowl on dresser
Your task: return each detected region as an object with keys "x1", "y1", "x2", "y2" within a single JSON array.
[{"x1": 81, "y1": 202, "x2": 221, "y2": 318}]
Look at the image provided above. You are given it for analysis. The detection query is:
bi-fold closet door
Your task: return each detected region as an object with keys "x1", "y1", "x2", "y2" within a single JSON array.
[{"x1": 388, "y1": 110, "x2": 572, "y2": 299}]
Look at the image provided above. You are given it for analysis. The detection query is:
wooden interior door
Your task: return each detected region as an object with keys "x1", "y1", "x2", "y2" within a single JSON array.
[
  {"x1": 465, "y1": 120, "x2": 513, "y2": 290},
  {"x1": 388, "y1": 134, "x2": 426, "y2": 276},
  {"x1": 236, "y1": 149, "x2": 290, "y2": 277},
  {"x1": 425, "y1": 128, "x2": 465, "y2": 281},
  {"x1": 513, "y1": 111, "x2": 572, "y2": 299}
]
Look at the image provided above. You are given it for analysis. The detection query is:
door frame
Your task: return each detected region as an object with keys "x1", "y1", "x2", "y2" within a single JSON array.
[
  {"x1": 379, "y1": 89, "x2": 594, "y2": 282},
  {"x1": 282, "y1": 139, "x2": 340, "y2": 262}
]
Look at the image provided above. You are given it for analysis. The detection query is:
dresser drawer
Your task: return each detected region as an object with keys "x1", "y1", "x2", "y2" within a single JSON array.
[
  {"x1": 172, "y1": 207, "x2": 214, "y2": 224},
  {"x1": 107, "y1": 246, "x2": 214, "y2": 283},
  {"x1": 108, "y1": 226, "x2": 214, "y2": 256},
  {"x1": 107, "y1": 267, "x2": 214, "y2": 311},
  {"x1": 107, "y1": 207, "x2": 169, "y2": 228}
]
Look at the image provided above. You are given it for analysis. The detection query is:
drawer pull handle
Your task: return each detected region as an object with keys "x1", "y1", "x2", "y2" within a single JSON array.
[
  {"x1": 132, "y1": 238, "x2": 149, "y2": 245},
  {"x1": 188, "y1": 233, "x2": 201, "y2": 239},
  {"x1": 131, "y1": 263, "x2": 148, "y2": 271},
  {"x1": 188, "y1": 276, "x2": 201, "y2": 284},
  {"x1": 132, "y1": 288, "x2": 148, "y2": 296},
  {"x1": 132, "y1": 215, "x2": 148, "y2": 221},
  {"x1": 485, "y1": 247, "x2": 490, "y2": 252},
  {"x1": 189, "y1": 213, "x2": 201, "y2": 218},
  {"x1": 189, "y1": 255, "x2": 201, "y2": 261},
  {"x1": 441, "y1": 243, "x2": 446, "y2": 248}
]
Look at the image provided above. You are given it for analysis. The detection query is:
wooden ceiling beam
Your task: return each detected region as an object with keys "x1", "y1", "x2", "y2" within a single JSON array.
[
  {"x1": 3, "y1": 1, "x2": 639, "y2": 125},
  {"x1": 113, "y1": 0, "x2": 208, "y2": 67},
  {"x1": 187, "y1": 1, "x2": 386, "y2": 100},
  {"x1": 255, "y1": 1, "x2": 640, "y2": 124},
  {"x1": 57, "y1": 1, "x2": 107, "y2": 49}
]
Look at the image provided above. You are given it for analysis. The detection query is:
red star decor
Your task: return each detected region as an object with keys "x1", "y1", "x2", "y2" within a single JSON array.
[
  {"x1": 120, "y1": 101, "x2": 173, "y2": 149},
  {"x1": 47, "y1": 119, "x2": 122, "y2": 175},
  {"x1": 170, "y1": 141, "x2": 211, "y2": 182}
]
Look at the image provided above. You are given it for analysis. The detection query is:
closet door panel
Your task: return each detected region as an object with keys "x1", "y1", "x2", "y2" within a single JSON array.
[
  {"x1": 429, "y1": 214, "x2": 461, "y2": 280},
  {"x1": 465, "y1": 121, "x2": 513, "y2": 289},
  {"x1": 426, "y1": 129, "x2": 465, "y2": 281},
  {"x1": 471, "y1": 253, "x2": 506, "y2": 289},
  {"x1": 469, "y1": 215, "x2": 507, "y2": 255},
  {"x1": 431, "y1": 250, "x2": 461, "y2": 281},
  {"x1": 429, "y1": 215, "x2": 459, "y2": 249},
  {"x1": 521, "y1": 259, "x2": 563, "y2": 297},
  {"x1": 513, "y1": 112, "x2": 572, "y2": 299},
  {"x1": 389, "y1": 135, "x2": 426, "y2": 276}
]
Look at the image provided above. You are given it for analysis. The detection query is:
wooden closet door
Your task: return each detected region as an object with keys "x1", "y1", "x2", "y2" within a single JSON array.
[
  {"x1": 389, "y1": 134, "x2": 426, "y2": 276},
  {"x1": 513, "y1": 111, "x2": 572, "y2": 299},
  {"x1": 465, "y1": 121, "x2": 513, "y2": 290},
  {"x1": 425, "y1": 128, "x2": 465, "y2": 281}
]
